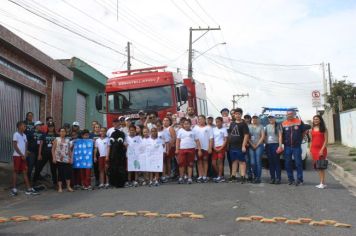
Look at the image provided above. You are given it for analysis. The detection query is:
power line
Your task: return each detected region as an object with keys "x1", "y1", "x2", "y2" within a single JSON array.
[
  {"x1": 7, "y1": 0, "x2": 155, "y2": 67},
  {"x1": 202, "y1": 54, "x2": 320, "y2": 86},
  {"x1": 182, "y1": 0, "x2": 209, "y2": 26},
  {"x1": 205, "y1": 53, "x2": 321, "y2": 67},
  {"x1": 194, "y1": 0, "x2": 220, "y2": 26},
  {"x1": 170, "y1": 0, "x2": 200, "y2": 26}
]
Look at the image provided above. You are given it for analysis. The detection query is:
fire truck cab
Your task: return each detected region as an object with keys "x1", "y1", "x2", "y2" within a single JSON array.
[{"x1": 95, "y1": 66, "x2": 207, "y2": 126}]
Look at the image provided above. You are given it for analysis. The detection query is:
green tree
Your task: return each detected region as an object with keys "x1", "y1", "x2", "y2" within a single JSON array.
[{"x1": 326, "y1": 80, "x2": 356, "y2": 112}]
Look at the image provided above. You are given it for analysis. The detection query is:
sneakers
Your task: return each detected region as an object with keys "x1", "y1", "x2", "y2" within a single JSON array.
[
  {"x1": 161, "y1": 176, "x2": 169, "y2": 183},
  {"x1": 25, "y1": 188, "x2": 39, "y2": 195},
  {"x1": 178, "y1": 177, "x2": 184, "y2": 184},
  {"x1": 202, "y1": 176, "x2": 208, "y2": 183},
  {"x1": 142, "y1": 181, "x2": 147, "y2": 186},
  {"x1": 124, "y1": 181, "x2": 130, "y2": 188},
  {"x1": 316, "y1": 184, "x2": 327, "y2": 189},
  {"x1": 288, "y1": 180, "x2": 295, "y2": 185},
  {"x1": 132, "y1": 181, "x2": 139, "y2": 187},
  {"x1": 187, "y1": 178, "x2": 193, "y2": 184},
  {"x1": 153, "y1": 180, "x2": 159, "y2": 187},
  {"x1": 240, "y1": 176, "x2": 246, "y2": 184},
  {"x1": 74, "y1": 185, "x2": 81, "y2": 190},
  {"x1": 98, "y1": 184, "x2": 105, "y2": 189},
  {"x1": 197, "y1": 177, "x2": 203, "y2": 183},
  {"x1": 148, "y1": 181, "x2": 153, "y2": 187},
  {"x1": 10, "y1": 188, "x2": 18, "y2": 196},
  {"x1": 104, "y1": 183, "x2": 110, "y2": 189},
  {"x1": 228, "y1": 176, "x2": 237, "y2": 182},
  {"x1": 295, "y1": 181, "x2": 303, "y2": 186}
]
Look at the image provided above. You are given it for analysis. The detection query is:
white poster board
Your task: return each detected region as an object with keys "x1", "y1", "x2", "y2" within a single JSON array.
[{"x1": 127, "y1": 141, "x2": 164, "y2": 172}]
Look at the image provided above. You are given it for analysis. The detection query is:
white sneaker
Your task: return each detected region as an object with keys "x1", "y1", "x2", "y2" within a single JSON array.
[
  {"x1": 98, "y1": 184, "x2": 105, "y2": 189},
  {"x1": 320, "y1": 184, "x2": 327, "y2": 189},
  {"x1": 10, "y1": 188, "x2": 18, "y2": 196},
  {"x1": 132, "y1": 181, "x2": 138, "y2": 187},
  {"x1": 315, "y1": 184, "x2": 322, "y2": 188}
]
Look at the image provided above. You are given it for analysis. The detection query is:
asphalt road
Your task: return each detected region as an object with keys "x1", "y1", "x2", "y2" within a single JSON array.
[{"x1": 0, "y1": 168, "x2": 355, "y2": 236}]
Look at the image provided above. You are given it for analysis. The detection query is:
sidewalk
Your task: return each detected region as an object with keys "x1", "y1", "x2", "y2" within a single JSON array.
[{"x1": 327, "y1": 143, "x2": 356, "y2": 191}]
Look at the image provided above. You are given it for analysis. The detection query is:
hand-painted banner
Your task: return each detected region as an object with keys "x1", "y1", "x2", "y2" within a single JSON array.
[
  {"x1": 127, "y1": 141, "x2": 163, "y2": 172},
  {"x1": 73, "y1": 139, "x2": 94, "y2": 168}
]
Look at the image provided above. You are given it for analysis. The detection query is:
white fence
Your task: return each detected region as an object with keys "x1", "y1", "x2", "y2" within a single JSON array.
[{"x1": 340, "y1": 108, "x2": 356, "y2": 148}]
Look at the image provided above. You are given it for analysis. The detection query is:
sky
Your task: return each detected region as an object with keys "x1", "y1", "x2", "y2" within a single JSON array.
[{"x1": 1, "y1": 0, "x2": 356, "y2": 120}]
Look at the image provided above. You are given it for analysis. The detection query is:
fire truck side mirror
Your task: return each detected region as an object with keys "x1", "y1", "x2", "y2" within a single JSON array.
[
  {"x1": 95, "y1": 94, "x2": 103, "y2": 110},
  {"x1": 180, "y1": 86, "x2": 188, "y2": 102}
]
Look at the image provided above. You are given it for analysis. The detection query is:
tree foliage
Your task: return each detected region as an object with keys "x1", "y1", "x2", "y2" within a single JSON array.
[{"x1": 326, "y1": 80, "x2": 356, "y2": 113}]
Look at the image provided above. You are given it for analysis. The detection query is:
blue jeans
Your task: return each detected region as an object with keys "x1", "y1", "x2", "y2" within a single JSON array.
[
  {"x1": 245, "y1": 148, "x2": 252, "y2": 178},
  {"x1": 249, "y1": 144, "x2": 264, "y2": 180},
  {"x1": 27, "y1": 152, "x2": 37, "y2": 180},
  {"x1": 284, "y1": 146, "x2": 303, "y2": 182},
  {"x1": 266, "y1": 143, "x2": 281, "y2": 181}
]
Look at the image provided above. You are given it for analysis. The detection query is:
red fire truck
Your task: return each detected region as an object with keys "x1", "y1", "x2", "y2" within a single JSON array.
[{"x1": 95, "y1": 66, "x2": 208, "y2": 126}]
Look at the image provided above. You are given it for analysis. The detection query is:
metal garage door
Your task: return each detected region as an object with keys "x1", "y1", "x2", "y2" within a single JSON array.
[
  {"x1": 0, "y1": 78, "x2": 40, "y2": 162},
  {"x1": 76, "y1": 92, "x2": 86, "y2": 129}
]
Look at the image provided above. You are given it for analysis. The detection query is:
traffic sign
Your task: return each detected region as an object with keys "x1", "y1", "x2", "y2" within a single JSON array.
[
  {"x1": 312, "y1": 90, "x2": 321, "y2": 98},
  {"x1": 312, "y1": 90, "x2": 321, "y2": 107}
]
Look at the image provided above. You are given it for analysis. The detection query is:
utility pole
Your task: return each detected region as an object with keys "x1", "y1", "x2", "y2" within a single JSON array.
[
  {"x1": 327, "y1": 63, "x2": 332, "y2": 93},
  {"x1": 126, "y1": 42, "x2": 131, "y2": 74},
  {"x1": 232, "y1": 93, "x2": 249, "y2": 109},
  {"x1": 188, "y1": 26, "x2": 221, "y2": 78}
]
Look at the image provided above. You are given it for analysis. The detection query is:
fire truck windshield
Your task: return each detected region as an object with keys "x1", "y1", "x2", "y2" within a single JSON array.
[{"x1": 108, "y1": 86, "x2": 172, "y2": 112}]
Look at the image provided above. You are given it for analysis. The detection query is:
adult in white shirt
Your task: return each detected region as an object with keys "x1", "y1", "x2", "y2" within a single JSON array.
[
  {"x1": 107, "y1": 117, "x2": 121, "y2": 138},
  {"x1": 193, "y1": 115, "x2": 213, "y2": 183},
  {"x1": 186, "y1": 106, "x2": 198, "y2": 127}
]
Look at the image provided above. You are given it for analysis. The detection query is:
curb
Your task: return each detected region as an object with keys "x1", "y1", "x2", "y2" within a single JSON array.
[{"x1": 328, "y1": 160, "x2": 356, "y2": 188}]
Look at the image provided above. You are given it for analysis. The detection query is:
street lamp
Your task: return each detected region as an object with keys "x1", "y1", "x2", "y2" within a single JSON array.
[{"x1": 193, "y1": 42, "x2": 226, "y2": 61}]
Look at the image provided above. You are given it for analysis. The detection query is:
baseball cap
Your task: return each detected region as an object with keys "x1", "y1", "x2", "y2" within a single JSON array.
[
  {"x1": 220, "y1": 108, "x2": 229, "y2": 114},
  {"x1": 72, "y1": 121, "x2": 80, "y2": 126},
  {"x1": 268, "y1": 113, "x2": 276, "y2": 118},
  {"x1": 244, "y1": 113, "x2": 251, "y2": 119},
  {"x1": 47, "y1": 121, "x2": 55, "y2": 127},
  {"x1": 119, "y1": 116, "x2": 125, "y2": 121},
  {"x1": 34, "y1": 121, "x2": 43, "y2": 126},
  {"x1": 252, "y1": 113, "x2": 259, "y2": 118},
  {"x1": 125, "y1": 117, "x2": 131, "y2": 121},
  {"x1": 138, "y1": 110, "x2": 145, "y2": 115},
  {"x1": 207, "y1": 114, "x2": 214, "y2": 119}
]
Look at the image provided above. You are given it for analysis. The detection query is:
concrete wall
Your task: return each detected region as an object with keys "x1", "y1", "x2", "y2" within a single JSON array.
[
  {"x1": 340, "y1": 108, "x2": 356, "y2": 148},
  {"x1": 323, "y1": 109, "x2": 335, "y2": 144}
]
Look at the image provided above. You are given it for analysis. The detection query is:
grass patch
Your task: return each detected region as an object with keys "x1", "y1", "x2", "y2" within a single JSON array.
[
  {"x1": 352, "y1": 158, "x2": 356, "y2": 162},
  {"x1": 349, "y1": 148, "x2": 356, "y2": 156},
  {"x1": 344, "y1": 168, "x2": 352, "y2": 172},
  {"x1": 334, "y1": 159, "x2": 342, "y2": 164}
]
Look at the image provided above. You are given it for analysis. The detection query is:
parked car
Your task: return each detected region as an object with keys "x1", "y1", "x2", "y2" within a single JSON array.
[{"x1": 259, "y1": 107, "x2": 310, "y2": 170}]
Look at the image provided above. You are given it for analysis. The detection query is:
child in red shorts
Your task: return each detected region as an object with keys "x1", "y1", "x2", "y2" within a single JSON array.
[
  {"x1": 11, "y1": 121, "x2": 38, "y2": 196},
  {"x1": 193, "y1": 115, "x2": 213, "y2": 183},
  {"x1": 94, "y1": 127, "x2": 109, "y2": 189},
  {"x1": 212, "y1": 117, "x2": 228, "y2": 182},
  {"x1": 175, "y1": 119, "x2": 201, "y2": 184}
]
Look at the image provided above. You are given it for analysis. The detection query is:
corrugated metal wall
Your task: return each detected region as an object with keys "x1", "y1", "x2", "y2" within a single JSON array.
[
  {"x1": 0, "y1": 77, "x2": 40, "y2": 162},
  {"x1": 23, "y1": 89, "x2": 40, "y2": 121},
  {"x1": 76, "y1": 92, "x2": 86, "y2": 129}
]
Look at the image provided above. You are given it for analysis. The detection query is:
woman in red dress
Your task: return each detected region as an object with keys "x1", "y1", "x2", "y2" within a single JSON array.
[{"x1": 310, "y1": 115, "x2": 328, "y2": 189}]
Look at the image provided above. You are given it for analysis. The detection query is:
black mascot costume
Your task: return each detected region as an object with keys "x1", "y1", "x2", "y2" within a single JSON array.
[{"x1": 108, "y1": 129, "x2": 127, "y2": 187}]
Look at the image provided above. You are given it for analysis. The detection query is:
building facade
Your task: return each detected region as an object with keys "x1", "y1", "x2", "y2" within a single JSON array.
[
  {"x1": 59, "y1": 57, "x2": 107, "y2": 130},
  {"x1": 0, "y1": 25, "x2": 73, "y2": 162}
]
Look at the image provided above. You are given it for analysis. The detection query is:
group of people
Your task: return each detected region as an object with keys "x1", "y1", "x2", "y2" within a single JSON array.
[{"x1": 10, "y1": 106, "x2": 328, "y2": 196}]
